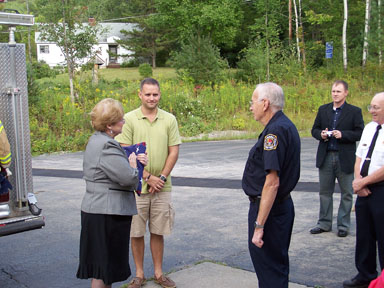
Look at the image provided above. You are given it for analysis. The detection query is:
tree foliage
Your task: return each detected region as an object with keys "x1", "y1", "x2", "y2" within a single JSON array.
[
  {"x1": 35, "y1": 0, "x2": 101, "y2": 101},
  {"x1": 116, "y1": 0, "x2": 172, "y2": 68},
  {"x1": 1, "y1": 0, "x2": 384, "y2": 79},
  {"x1": 171, "y1": 35, "x2": 228, "y2": 86},
  {"x1": 156, "y1": 0, "x2": 243, "y2": 49}
]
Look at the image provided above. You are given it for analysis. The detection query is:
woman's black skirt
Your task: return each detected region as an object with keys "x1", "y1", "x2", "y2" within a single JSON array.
[{"x1": 76, "y1": 211, "x2": 132, "y2": 285}]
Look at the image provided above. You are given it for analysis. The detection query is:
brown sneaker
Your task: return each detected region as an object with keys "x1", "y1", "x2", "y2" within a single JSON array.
[
  {"x1": 154, "y1": 275, "x2": 176, "y2": 288},
  {"x1": 128, "y1": 277, "x2": 146, "y2": 288}
]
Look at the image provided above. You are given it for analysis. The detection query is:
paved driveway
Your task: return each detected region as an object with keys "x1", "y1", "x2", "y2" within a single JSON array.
[{"x1": 0, "y1": 138, "x2": 359, "y2": 288}]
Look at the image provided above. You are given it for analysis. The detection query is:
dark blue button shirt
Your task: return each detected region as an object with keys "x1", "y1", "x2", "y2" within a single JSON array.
[
  {"x1": 242, "y1": 111, "x2": 301, "y2": 198},
  {"x1": 328, "y1": 103, "x2": 345, "y2": 151}
]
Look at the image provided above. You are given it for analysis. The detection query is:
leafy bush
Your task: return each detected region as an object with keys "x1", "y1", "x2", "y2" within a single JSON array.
[
  {"x1": 31, "y1": 61, "x2": 57, "y2": 79},
  {"x1": 138, "y1": 63, "x2": 153, "y2": 78},
  {"x1": 26, "y1": 62, "x2": 41, "y2": 106},
  {"x1": 171, "y1": 35, "x2": 228, "y2": 86},
  {"x1": 179, "y1": 116, "x2": 205, "y2": 136},
  {"x1": 236, "y1": 40, "x2": 301, "y2": 84},
  {"x1": 121, "y1": 58, "x2": 140, "y2": 68},
  {"x1": 236, "y1": 41, "x2": 267, "y2": 83},
  {"x1": 53, "y1": 65, "x2": 67, "y2": 74},
  {"x1": 232, "y1": 117, "x2": 246, "y2": 130},
  {"x1": 81, "y1": 62, "x2": 94, "y2": 72}
]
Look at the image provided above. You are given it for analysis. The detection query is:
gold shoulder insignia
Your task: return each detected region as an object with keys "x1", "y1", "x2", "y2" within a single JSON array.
[{"x1": 264, "y1": 134, "x2": 278, "y2": 150}]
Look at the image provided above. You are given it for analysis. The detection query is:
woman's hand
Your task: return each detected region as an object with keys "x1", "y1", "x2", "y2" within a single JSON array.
[
  {"x1": 128, "y1": 152, "x2": 137, "y2": 169},
  {"x1": 137, "y1": 153, "x2": 148, "y2": 166}
]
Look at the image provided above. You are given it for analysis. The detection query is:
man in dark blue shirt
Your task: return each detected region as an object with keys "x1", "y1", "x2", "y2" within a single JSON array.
[
  {"x1": 242, "y1": 82, "x2": 300, "y2": 288},
  {"x1": 310, "y1": 80, "x2": 364, "y2": 237}
]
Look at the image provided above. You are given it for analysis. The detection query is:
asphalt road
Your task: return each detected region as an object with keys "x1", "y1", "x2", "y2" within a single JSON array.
[{"x1": 0, "y1": 138, "x2": 359, "y2": 288}]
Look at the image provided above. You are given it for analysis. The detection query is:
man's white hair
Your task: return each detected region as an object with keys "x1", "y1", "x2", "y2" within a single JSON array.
[{"x1": 255, "y1": 82, "x2": 285, "y2": 112}]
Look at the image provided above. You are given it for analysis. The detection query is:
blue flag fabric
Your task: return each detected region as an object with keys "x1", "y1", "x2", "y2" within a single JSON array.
[{"x1": 122, "y1": 142, "x2": 146, "y2": 196}]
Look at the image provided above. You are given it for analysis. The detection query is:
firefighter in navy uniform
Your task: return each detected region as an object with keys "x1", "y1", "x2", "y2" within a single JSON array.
[{"x1": 242, "y1": 83, "x2": 301, "y2": 288}]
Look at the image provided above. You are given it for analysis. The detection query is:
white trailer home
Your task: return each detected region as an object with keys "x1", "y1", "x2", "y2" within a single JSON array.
[{"x1": 35, "y1": 22, "x2": 135, "y2": 68}]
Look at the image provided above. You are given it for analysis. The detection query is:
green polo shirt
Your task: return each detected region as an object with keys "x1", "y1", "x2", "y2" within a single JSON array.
[{"x1": 115, "y1": 107, "x2": 182, "y2": 193}]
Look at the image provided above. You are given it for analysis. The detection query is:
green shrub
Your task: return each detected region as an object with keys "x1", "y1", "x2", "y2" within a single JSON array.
[
  {"x1": 53, "y1": 65, "x2": 67, "y2": 74},
  {"x1": 236, "y1": 41, "x2": 267, "y2": 83},
  {"x1": 81, "y1": 62, "x2": 94, "y2": 72},
  {"x1": 121, "y1": 58, "x2": 139, "y2": 68},
  {"x1": 138, "y1": 63, "x2": 153, "y2": 78},
  {"x1": 232, "y1": 118, "x2": 246, "y2": 130},
  {"x1": 26, "y1": 62, "x2": 41, "y2": 105},
  {"x1": 170, "y1": 35, "x2": 228, "y2": 86},
  {"x1": 179, "y1": 116, "x2": 205, "y2": 136},
  {"x1": 32, "y1": 61, "x2": 56, "y2": 79}
]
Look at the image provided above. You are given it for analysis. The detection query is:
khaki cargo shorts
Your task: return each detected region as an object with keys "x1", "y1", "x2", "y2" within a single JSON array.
[{"x1": 130, "y1": 191, "x2": 175, "y2": 237}]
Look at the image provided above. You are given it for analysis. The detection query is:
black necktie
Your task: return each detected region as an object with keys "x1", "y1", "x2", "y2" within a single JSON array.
[{"x1": 360, "y1": 124, "x2": 382, "y2": 177}]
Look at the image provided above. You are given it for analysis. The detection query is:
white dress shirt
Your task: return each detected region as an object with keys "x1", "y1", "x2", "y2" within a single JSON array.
[{"x1": 356, "y1": 121, "x2": 384, "y2": 176}]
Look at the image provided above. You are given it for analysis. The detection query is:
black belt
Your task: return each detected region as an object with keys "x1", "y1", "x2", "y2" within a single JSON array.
[{"x1": 249, "y1": 194, "x2": 291, "y2": 204}]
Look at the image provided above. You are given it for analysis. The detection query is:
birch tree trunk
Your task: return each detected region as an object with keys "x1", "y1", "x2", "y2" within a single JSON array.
[
  {"x1": 62, "y1": 0, "x2": 75, "y2": 103},
  {"x1": 265, "y1": 0, "x2": 270, "y2": 81},
  {"x1": 379, "y1": 0, "x2": 382, "y2": 65},
  {"x1": 293, "y1": 0, "x2": 301, "y2": 61},
  {"x1": 343, "y1": 0, "x2": 348, "y2": 72},
  {"x1": 298, "y1": 0, "x2": 306, "y2": 69},
  {"x1": 289, "y1": 0, "x2": 292, "y2": 45},
  {"x1": 362, "y1": 0, "x2": 371, "y2": 67},
  {"x1": 26, "y1": 0, "x2": 32, "y2": 63}
]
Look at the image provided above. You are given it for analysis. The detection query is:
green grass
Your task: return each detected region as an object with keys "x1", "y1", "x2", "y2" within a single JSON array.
[
  {"x1": 31, "y1": 65, "x2": 384, "y2": 154},
  {"x1": 49, "y1": 67, "x2": 176, "y2": 82}
]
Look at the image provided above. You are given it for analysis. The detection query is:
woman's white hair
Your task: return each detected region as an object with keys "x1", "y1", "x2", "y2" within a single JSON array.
[{"x1": 255, "y1": 82, "x2": 285, "y2": 112}]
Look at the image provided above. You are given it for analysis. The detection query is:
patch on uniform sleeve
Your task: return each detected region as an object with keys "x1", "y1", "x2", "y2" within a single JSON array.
[{"x1": 264, "y1": 134, "x2": 278, "y2": 150}]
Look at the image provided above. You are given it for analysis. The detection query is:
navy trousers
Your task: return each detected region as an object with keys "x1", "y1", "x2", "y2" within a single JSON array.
[
  {"x1": 355, "y1": 184, "x2": 384, "y2": 282},
  {"x1": 248, "y1": 197, "x2": 295, "y2": 288}
]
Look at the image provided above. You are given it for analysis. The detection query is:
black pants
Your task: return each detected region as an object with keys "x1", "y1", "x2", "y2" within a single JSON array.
[
  {"x1": 248, "y1": 197, "x2": 294, "y2": 288},
  {"x1": 355, "y1": 184, "x2": 384, "y2": 282}
]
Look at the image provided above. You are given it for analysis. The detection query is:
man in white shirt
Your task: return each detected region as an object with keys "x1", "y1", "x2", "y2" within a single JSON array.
[{"x1": 343, "y1": 92, "x2": 384, "y2": 288}]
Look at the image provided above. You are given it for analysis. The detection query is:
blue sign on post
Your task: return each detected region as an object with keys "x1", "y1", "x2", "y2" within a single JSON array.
[{"x1": 326, "y1": 42, "x2": 333, "y2": 59}]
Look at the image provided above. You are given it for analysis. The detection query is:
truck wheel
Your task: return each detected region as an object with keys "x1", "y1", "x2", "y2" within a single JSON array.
[{"x1": 29, "y1": 203, "x2": 42, "y2": 216}]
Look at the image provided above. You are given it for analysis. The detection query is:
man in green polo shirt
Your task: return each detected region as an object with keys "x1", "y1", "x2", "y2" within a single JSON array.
[{"x1": 116, "y1": 78, "x2": 181, "y2": 288}]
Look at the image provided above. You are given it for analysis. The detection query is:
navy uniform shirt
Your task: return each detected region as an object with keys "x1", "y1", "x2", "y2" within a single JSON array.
[{"x1": 242, "y1": 111, "x2": 301, "y2": 199}]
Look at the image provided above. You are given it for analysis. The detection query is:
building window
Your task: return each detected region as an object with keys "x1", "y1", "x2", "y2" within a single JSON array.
[
  {"x1": 109, "y1": 45, "x2": 118, "y2": 63},
  {"x1": 40, "y1": 45, "x2": 49, "y2": 54}
]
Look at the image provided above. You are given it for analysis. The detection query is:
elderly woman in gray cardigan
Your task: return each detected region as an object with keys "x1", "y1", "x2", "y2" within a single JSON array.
[{"x1": 77, "y1": 98, "x2": 148, "y2": 288}]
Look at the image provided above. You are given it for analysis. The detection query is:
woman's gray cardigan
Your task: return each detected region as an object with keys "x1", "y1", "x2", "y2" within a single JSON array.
[{"x1": 81, "y1": 131, "x2": 139, "y2": 216}]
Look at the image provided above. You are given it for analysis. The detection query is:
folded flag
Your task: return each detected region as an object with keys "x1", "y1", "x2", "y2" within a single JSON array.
[{"x1": 122, "y1": 142, "x2": 146, "y2": 196}]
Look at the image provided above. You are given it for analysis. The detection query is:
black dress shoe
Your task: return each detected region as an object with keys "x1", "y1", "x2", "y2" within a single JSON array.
[
  {"x1": 343, "y1": 277, "x2": 370, "y2": 288},
  {"x1": 338, "y1": 230, "x2": 348, "y2": 237},
  {"x1": 310, "y1": 227, "x2": 328, "y2": 234}
]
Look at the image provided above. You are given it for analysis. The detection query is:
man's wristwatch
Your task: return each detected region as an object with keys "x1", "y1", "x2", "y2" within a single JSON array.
[
  {"x1": 254, "y1": 221, "x2": 264, "y2": 229},
  {"x1": 159, "y1": 175, "x2": 167, "y2": 182}
]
